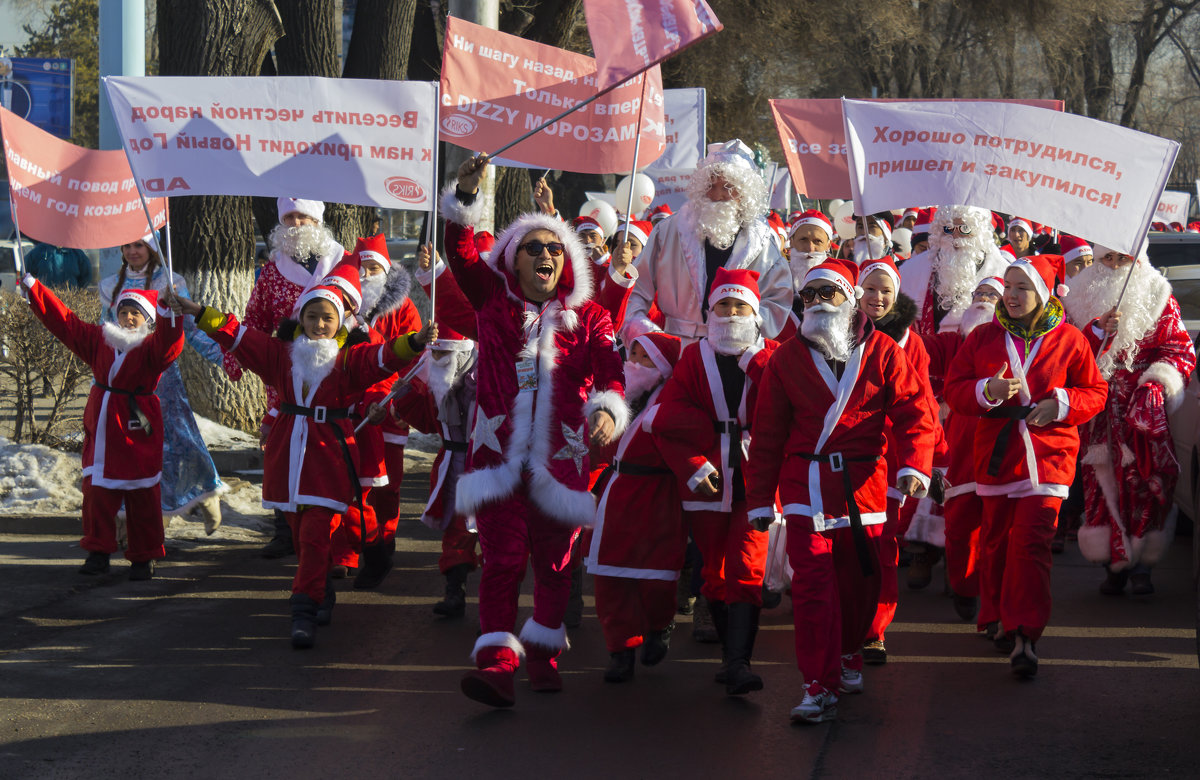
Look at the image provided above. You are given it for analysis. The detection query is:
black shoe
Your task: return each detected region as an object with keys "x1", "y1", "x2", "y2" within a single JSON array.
[
  {"x1": 724, "y1": 603, "x2": 764, "y2": 696},
  {"x1": 709, "y1": 599, "x2": 730, "y2": 682},
  {"x1": 762, "y1": 586, "x2": 782, "y2": 610},
  {"x1": 260, "y1": 535, "x2": 294, "y2": 559},
  {"x1": 1100, "y1": 567, "x2": 1129, "y2": 596},
  {"x1": 128, "y1": 560, "x2": 155, "y2": 581},
  {"x1": 290, "y1": 594, "x2": 318, "y2": 649},
  {"x1": 433, "y1": 564, "x2": 470, "y2": 618},
  {"x1": 564, "y1": 564, "x2": 584, "y2": 628},
  {"x1": 1130, "y1": 571, "x2": 1155, "y2": 596},
  {"x1": 994, "y1": 632, "x2": 1016, "y2": 654},
  {"x1": 79, "y1": 551, "x2": 110, "y2": 575},
  {"x1": 353, "y1": 543, "x2": 394, "y2": 590},
  {"x1": 640, "y1": 623, "x2": 673, "y2": 666},
  {"x1": 1011, "y1": 635, "x2": 1038, "y2": 678},
  {"x1": 953, "y1": 593, "x2": 980, "y2": 622},
  {"x1": 983, "y1": 621, "x2": 1001, "y2": 641},
  {"x1": 862, "y1": 639, "x2": 888, "y2": 665},
  {"x1": 604, "y1": 649, "x2": 636, "y2": 683}
]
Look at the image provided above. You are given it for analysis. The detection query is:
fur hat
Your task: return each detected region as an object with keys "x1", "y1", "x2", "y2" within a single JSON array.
[{"x1": 277, "y1": 197, "x2": 324, "y2": 224}]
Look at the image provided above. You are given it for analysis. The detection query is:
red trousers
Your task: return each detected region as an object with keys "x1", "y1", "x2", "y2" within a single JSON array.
[
  {"x1": 788, "y1": 518, "x2": 883, "y2": 693},
  {"x1": 439, "y1": 514, "x2": 480, "y2": 574},
  {"x1": 287, "y1": 506, "x2": 337, "y2": 602},
  {"x1": 475, "y1": 488, "x2": 578, "y2": 637},
  {"x1": 366, "y1": 443, "x2": 406, "y2": 541},
  {"x1": 686, "y1": 503, "x2": 768, "y2": 605},
  {"x1": 594, "y1": 575, "x2": 677, "y2": 653},
  {"x1": 944, "y1": 492, "x2": 983, "y2": 599},
  {"x1": 868, "y1": 496, "x2": 915, "y2": 642},
  {"x1": 82, "y1": 476, "x2": 164, "y2": 562},
  {"x1": 978, "y1": 495, "x2": 1061, "y2": 642}
]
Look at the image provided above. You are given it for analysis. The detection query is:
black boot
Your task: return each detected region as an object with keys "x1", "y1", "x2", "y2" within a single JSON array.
[
  {"x1": 261, "y1": 511, "x2": 294, "y2": 558},
  {"x1": 640, "y1": 621, "x2": 674, "y2": 666},
  {"x1": 433, "y1": 564, "x2": 471, "y2": 618},
  {"x1": 79, "y1": 551, "x2": 110, "y2": 575},
  {"x1": 353, "y1": 542, "x2": 394, "y2": 590},
  {"x1": 604, "y1": 649, "x2": 636, "y2": 683},
  {"x1": 564, "y1": 563, "x2": 585, "y2": 628},
  {"x1": 290, "y1": 593, "x2": 319, "y2": 649},
  {"x1": 708, "y1": 599, "x2": 729, "y2": 683},
  {"x1": 724, "y1": 602, "x2": 763, "y2": 696},
  {"x1": 316, "y1": 575, "x2": 336, "y2": 626}
]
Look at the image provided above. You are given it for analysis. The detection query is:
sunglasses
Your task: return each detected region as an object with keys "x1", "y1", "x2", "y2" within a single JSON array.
[
  {"x1": 942, "y1": 224, "x2": 973, "y2": 235},
  {"x1": 798, "y1": 285, "x2": 841, "y2": 304},
  {"x1": 519, "y1": 240, "x2": 565, "y2": 257}
]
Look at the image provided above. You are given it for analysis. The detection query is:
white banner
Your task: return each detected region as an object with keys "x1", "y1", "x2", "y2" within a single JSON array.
[
  {"x1": 645, "y1": 168, "x2": 694, "y2": 214},
  {"x1": 644, "y1": 88, "x2": 706, "y2": 170},
  {"x1": 104, "y1": 76, "x2": 438, "y2": 211},
  {"x1": 842, "y1": 99, "x2": 1180, "y2": 255},
  {"x1": 1155, "y1": 190, "x2": 1191, "y2": 225},
  {"x1": 768, "y1": 163, "x2": 792, "y2": 212}
]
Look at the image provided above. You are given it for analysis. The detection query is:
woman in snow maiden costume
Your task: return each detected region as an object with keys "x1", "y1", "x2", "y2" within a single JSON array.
[
  {"x1": 99, "y1": 233, "x2": 227, "y2": 534},
  {"x1": 945, "y1": 254, "x2": 1106, "y2": 678},
  {"x1": 22, "y1": 274, "x2": 183, "y2": 580},
  {"x1": 443, "y1": 154, "x2": 628, "y2": 708}
]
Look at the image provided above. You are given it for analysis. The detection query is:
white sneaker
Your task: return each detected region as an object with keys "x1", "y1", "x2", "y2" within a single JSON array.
[
  {"x1": 839, "y1": 665, "x2": 864, "y2": 695},
  {"x1": 791, "y1": 683, "x2": 838, "y2": 724}
]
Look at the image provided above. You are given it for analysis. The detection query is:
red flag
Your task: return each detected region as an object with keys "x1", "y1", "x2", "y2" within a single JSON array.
[{"x1": 583, "y1": 0, "x2": 722, "y2": 92}]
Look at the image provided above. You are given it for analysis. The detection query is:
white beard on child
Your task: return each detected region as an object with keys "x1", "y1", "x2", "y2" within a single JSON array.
[
  {"x1": 359, "y1": 272, "x2": 387, "y2": 316},
  {"x1": 623, "y1": 360, "x2": 664, "y2": 402},
  {"x1": 290, "y1": 335, "x2": 339, "y2": 393},
  {"x1": 101, "y1": 320, "x2": 153, "y2": 352},
  {"x1": 707, "y1": 314, "x2": 759, "y2": 355}
]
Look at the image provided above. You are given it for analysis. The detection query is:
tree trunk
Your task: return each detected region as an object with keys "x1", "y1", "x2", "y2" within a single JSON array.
[{"x1": 157, "y1": 0, "x2": 284, "y2": 431}]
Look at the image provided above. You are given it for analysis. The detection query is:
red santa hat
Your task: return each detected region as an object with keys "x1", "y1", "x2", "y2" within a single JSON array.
[
  {"x1": 353, "y1": 233, "x2": 391, "y2": 272},
  {"x1": 788, "y1": 209, "x2": 833, "y2": 243},
  {"x1": 804, "y1": 257, "x2": 863, "y2": 301},
  {"x1": 429, "y1": 325, "x2": 475, "y2": 353},
  {"x1": 572, "y1": 215, "x2": 605, "y2": 238},
  {"x1": 277, "y1": 197, "x2": 325, "y2": 224},
  {"x1": 860, "y1": 256, "x2": 902, "y2": 292},
  {"x1": 621, "y1": 219, "x2": 654, "y2": 246},
  {"x1": 320, "y1": 258, "x2": 363, "y2": 313},
  {"x1": 902, "y1": 208, "x2": 919, "y2": 222},
  {"x1": 1007, "y1": 217, "x2": 1034, "y2": 237},
  {"x1": 869, "y1": 213, "x2": 893, "y2": 245},
  {"x1": 1170, "y1": 221, "x2": 1184, "y2": 232},
  {"x1": 1187, "y1": 221, "x2": 1200, "y2": 233},
  {"x1": 1008, "y1": 253, "x2": 1068, "y2": 304},
  {"x1": 117, "y1": 289, "x2": 158, "y2": 323},
  {"x1": 990, "y1": 212, "x2": 1006, "y2": 235},
  {"x1": 649, "y1": 204, "x2": 673, "y2": 224},
  {"x1": 1152, "y1": 221, "x2": 1168, "y2": 232},
  {"x1": 767, "y1": 211, "x2": 787, "y2": 241},
  {"x1": 912, "y1": 207, "x2": 937, "y2": 236},
  {"x1": 632, "y1": 331, "x2": 683, "y2": 380},
  {"x1": 707, "y1": 267, "x2": 762, "y2": 315},
  {"x1": 976, "y1": 275, "x2": 1005, "y2": 297},
  {"x1": 998, "y1": 244, "x2": 1017, "y2": 264},
  {"x1": 1058, "y1": 234, "x2": 1093, "y2": 263},
  {"x1": 297, "y1": 284, "x2": 346, "y2": 324}
]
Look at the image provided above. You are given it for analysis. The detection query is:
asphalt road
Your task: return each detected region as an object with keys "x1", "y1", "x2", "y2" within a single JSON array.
[{"x1": 1, "y1": 467, "x2": 1197, "y2": 780}]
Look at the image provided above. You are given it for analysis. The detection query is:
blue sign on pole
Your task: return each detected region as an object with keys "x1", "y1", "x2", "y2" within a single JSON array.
[{"x1": 2, "y1": 57, "x2": 74, "y2": 139}]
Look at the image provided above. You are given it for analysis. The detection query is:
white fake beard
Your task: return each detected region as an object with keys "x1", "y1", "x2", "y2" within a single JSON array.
[
  {"x1": 851, "y1": 235, "x2": 887, "y2": 263},
  {"x1": 801, "y1": 300, "x2": 856, "y2": 363},
  {"x1": 101, "y1": 320, "x2": 153, "y2": 352},
  {"x1": 930, "y1": 241, "x2": 985, "y2": 315},
  {"x1": 290, "y1": 335, "x2": 339, "y2": 393},
  {"x1": 426, "y1": 350, "x2": 470, "y2": 407},
  {"x1": 789, "y1": 251, "x2": 827, "y2": 291},
  {"x1": 707, "y1": 314, "x2": 760, "y2": 355},
  {"x1": 959, "y1": 301, "x2": 996, "y2": 336},
  {"x1": 692, "y1": 196, "x2": 744, "y2": 250},
  {"x1": 269, "y1": 222, "x2": 335, "y2": 261},
  {"x1": 1065, "y1": 261, "x2": 1163, "y2": 377},
  {"x1": 359, "y1": 272, "x2": 387, "y2": 316},
  {"x1": 623, "y1": 360, "x2": 664, "y2": 401}
]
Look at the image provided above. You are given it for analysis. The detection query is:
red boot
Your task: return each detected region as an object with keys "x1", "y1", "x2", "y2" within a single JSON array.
[
  {"x1": 461, "y1": 642, "x2": 520, "y2": 708},
  {"x1": 525, "y1": 645, "x2": 563, "y2": 693}
]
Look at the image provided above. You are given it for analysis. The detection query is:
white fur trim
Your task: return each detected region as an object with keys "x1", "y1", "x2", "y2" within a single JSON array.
[
  {"x1": 491, "y1": 212, "x2": 593, "y2": 311},
  {"x1": 1130, "y1": 506, "x2": 1177, "y2": 566},
  {"x1": 584, "y1": 388, "x2": 630, "y2": 438},
  {"x1": 440, "y1": 182, "x2": 487, "y2": 227},
  {"x1": 1076, "y1": 522, "x2": 1114, "y2": 564},
  {"x1": 470, "y1": 631, "x2": 525, "y2": 662},
  {"x1": 1139, "y1": 361, "x2": 1187, "y2": 414},
  {"x1": 560, "y1": 308, "x2": 579, "y2": 332},
  {"x1": 518, "y1": 617, "x2": 570, "y2": 652},
  {"x1": 1080, "y1": 443, "x2": 1130, "y2": 563}
]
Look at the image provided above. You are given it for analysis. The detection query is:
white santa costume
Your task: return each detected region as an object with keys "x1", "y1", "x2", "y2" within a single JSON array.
[
  {"x1": 1064, "y1": 245, "x2": 1196, "y2": 578},
  {"x1": 440, "y1": 181, "x2": 628, "y2": 708},
  {"x1": 622, "y1": 139, "x2": 792, "y2": 343}
]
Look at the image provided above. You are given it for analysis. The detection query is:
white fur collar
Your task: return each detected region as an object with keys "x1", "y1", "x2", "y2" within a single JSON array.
[{"x1": 101, "y1": 321, "x2": 152, "y2": 352}]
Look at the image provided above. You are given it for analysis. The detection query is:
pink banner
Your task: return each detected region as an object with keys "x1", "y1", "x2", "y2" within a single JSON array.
[
  {"x1": 1, "y1": 106, "x2": 165, "y2": 249},
  {"x1": 583, "y1": 0, "x2": 722, "y2": 92},
  {"x1": 440, "y1": 17, "x2": 665, "y2": 174},
  {"x1": 770, "y1": 98, "x2": 1065, "y2": 199}
]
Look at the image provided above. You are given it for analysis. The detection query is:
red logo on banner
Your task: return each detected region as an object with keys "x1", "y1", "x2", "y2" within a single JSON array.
[
  {"x1": 441, "y1": 115, "x2": 477, "y2": 139},
  {"x1": 385, "y1": 176, "x2": 425, "y2": 204}
]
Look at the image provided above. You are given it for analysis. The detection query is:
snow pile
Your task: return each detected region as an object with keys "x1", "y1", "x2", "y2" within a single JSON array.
[
  {"x1": 0, "y1": 435, "x2": 83, "y2": 514},
  {"x1": 407, "y1": 430, "x2": 442, "y2": 453},
  {"x1": 165, "y1": 476, "x2": 273, "y2": 545},
  {"x1": 194, "y1": 415, "x2": 259, "y2": 450}
]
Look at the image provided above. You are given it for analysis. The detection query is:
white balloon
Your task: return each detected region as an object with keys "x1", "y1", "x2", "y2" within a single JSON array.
[
  {"x1": 615, "y1": 173, "x2": 657, "y2": 218},
  {"x1": 579, "y1": 199, "x2": 619, "y2": 237},
  {"x1": 833, "y1": 200, "x2": 859, "y2": 241},
  {"x1": 826, "y1": 198, "x2": 845, "y2": 219}
]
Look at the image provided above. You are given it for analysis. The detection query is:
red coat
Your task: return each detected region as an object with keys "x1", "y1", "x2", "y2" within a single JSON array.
[
  {"x1": 203, "y1": 312, "x2": 417, "y2": 513},
  {"x1": 586, "y1": 384, "x2": 687, "y2": 580},
  {"x1": 358, "y1": 296, "x2": 423, "y2": 453},
  {"x1": 922, "y1": 329, "x2": 977, "y2": 495},
  {"x1": 944, "y1": 312, "x2": 1107, "y2": 497},
  {"x1": 646, "y1": 337, "x2": 777, "y2": 513},
  {"x1": 745, "y1": 316, "x2": 937, "y2": 531},
  {"x1": 25, "y1": 276, "x2": 182, "y2": 489}
]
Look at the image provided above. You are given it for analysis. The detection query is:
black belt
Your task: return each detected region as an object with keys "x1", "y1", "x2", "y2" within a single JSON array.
[
  {"x1": 982, "y1": 405, "x2": 1034, "y2": 477},
  {"x1": 280, "y1": 403, "x2": 369, "y2": 549},
  {"x1": 799, "y1": 451, "x2": 882, "y2": 577},
  {"x1": 715, "y1": 420, "x2": 743, "y2": 468},
  {"x1": 614, "y1": 459, "x2": 672, "y2": 476},
  {"x1": 280, "y1": 403, "x2": 351, "y2": 423},
  {"x1": 444, "y1": 440, "x2": 468, "y2": 453},
  {"x1": 96, "y1": 382, "x2": 153, "y2": 435}
]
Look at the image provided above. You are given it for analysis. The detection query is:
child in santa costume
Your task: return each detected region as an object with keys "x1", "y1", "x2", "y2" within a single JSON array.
[
  {"x1": 745, "y1": 258, "x2": 936, "y2": 723},
  {"x1": 21, "y1": 275, "x2": 183, "y2": 580},
  {"x1": 944, "y1": 254, "x2": 1107, "y2": 677},
  {"x1": 443, "y1": 155, "x2": 628, "y2": 708},
  {"x1": 646, "y1": 267, "x2": 778, "y2": 696},
  {"x1": 177, "y1": 285, "x2": 434, "y2": 648},
  {"x1": 586, "y1": 331, "x2": 686, "y2": 683}
]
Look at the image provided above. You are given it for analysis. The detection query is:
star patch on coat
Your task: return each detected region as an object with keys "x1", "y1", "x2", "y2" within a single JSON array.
[
  {"x1": 553, "y1": 422, "x2": 588, "y2": 475},
  {"x1": 471, "y1": 411, "x2": 505, "y2": 455}
]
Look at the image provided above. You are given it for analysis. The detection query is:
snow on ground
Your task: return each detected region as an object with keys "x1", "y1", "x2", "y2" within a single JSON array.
[
  {"x1": 0, "y1": 436, "x2": 83, "y2": 514},
  {"x1": 194, "y1": 415, "x2": 259, "y2": 450}
]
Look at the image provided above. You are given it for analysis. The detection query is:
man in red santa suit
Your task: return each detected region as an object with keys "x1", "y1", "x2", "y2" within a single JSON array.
[
  {"x1": 746, "y1": 258, "x2": 936, "y2": 723},
  {"x1": 442, "y1": 154, "x2": 628, "y2": 708},
  {"x1": 945, "y1": 254, "x2": 1107, "y2": 677},
  {"x1": 774, "y1": 209, "x2": 835, "y2": 342},
  {"x1": 622, "y1": 139, "x2": 792, "y2": 344},
  {"x1": 1064, "y1": 241, "x2": 1196, "y2": 595},
  {"x1": 586, "y1": 331, "x2": 686, "y2": 683}
]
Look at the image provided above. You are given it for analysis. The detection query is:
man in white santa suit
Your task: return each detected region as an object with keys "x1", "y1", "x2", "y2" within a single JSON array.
[
  {"x1": 746, "y1": 258, "x2": 936, "y2": 724},
  {"x1": 1064, "y1": 241, "x2": 1196, "y2": 595},
  {"x1": 441, "y1": 154, "x2": 628, "y2": 708},
  {"x1": 622, "y1": 139, "x2": 792, "y2": 344}
]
